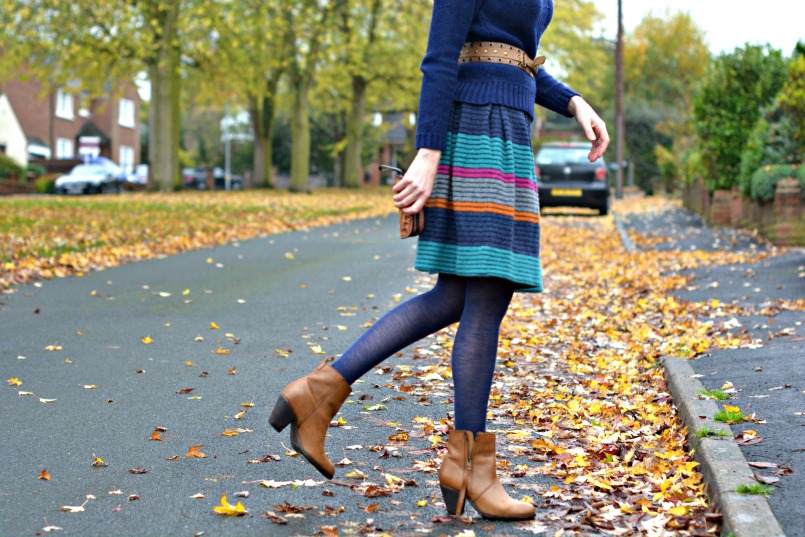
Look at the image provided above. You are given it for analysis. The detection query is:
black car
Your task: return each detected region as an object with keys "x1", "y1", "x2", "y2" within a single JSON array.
[
  {"x1": 182, "y1": 167, "x2": 243, "y2": 190},
  {"x1": 535, "y1": 142, "x2": 610, "y2": 215}
]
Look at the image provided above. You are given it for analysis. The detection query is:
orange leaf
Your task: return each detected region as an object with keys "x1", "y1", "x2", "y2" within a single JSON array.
[
  {"x1": 215, "y1": 347, "x2": 231, "y2": 355},
  {"x1": 227, "y1": 367, "x2": 237, "y2": 375},
  {"x1": 148, "y1": 430, "x2": 163, "y2": 441},
  {"x1": 38, "y1": 469, "x2": 51, "y2": 480},
  {"x1": 187, "y1": 445, "x2": 207, "y2": 458}
]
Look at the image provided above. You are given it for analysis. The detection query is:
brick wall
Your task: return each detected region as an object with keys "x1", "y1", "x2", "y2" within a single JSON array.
[{"x1": 2, "y1": 80, "x2": 82, "y2": 156}]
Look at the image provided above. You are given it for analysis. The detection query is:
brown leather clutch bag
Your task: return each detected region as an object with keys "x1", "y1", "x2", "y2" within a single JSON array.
[{"x1": 380, "y1": 165, "x2": 424, "y2": 239}]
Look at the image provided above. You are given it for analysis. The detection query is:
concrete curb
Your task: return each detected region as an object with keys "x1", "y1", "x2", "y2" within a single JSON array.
[
  {"x1": 663, "y1": 357, "x2": 786, "y2": 537},
  {"x1": 612, "y1": 212, "x2": 637, "y2": 253}
]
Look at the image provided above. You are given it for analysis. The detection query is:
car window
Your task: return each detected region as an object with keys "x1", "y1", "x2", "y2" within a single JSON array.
[
  {"x1": 536, "y1": 147, "x2": 596, "y2": 165},
  {"x1": 71, "y1": 165, "x2": 106, "y2": 175}
]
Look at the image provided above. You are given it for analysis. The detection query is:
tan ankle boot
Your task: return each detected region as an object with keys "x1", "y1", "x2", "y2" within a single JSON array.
[
  {"x1": 269, "y1": 359, "x2": 351, "y2": 479},
  {"x1": 438, "y1": 430, "x2": 473, "y2": 516},
  {"x1": 439, "y1": 430, "x2": 536, "y2": 520}
]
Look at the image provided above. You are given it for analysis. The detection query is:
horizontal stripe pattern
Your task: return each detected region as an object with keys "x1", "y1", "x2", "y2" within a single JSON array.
[
  {"x1": 430, "y1": 176, "x2": 539, "y2": 211},
  {"x1": 415, "y1": 102, "x2": 543, "y2": 292}
]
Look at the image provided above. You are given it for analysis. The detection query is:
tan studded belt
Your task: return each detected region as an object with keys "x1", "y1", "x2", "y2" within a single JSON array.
[{"x1": 458, "y1": 41, "x2": 546, "y2": 77}]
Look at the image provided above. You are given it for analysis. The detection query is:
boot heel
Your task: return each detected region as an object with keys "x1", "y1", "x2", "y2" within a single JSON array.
[
  {"x1": 440, "y1": 485, "x2": 466, "y2": 516},
  {"x1": 268, "y1": 395, "x2": 295, "y2": 432}
]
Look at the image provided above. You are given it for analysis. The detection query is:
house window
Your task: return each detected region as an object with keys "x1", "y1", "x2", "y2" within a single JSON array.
[
  {"x1": 119, "y1": 98, "x2": 135, "y2": 128},
  {"x1": 56, "y1": 138, "x2": 74, "y2": 159},
  {"x1": 55, "y1": 89, "x2": 74, "y2": 120},
  {"x1": 119, "y1": 145, "x2": 135, "y2": 175}
]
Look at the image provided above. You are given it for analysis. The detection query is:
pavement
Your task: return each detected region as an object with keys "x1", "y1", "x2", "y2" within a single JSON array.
[
  {"x1": 617, "y1": 207, "x2": 805, "y2": 537},
  {"x1": 1, "y1": 204, "x2": 802, "y2": 537}
]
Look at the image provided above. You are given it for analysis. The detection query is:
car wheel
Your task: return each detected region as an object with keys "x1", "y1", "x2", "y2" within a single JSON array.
[{"x1": 599, "y1": 201, "x2": 610, "y2": 216}]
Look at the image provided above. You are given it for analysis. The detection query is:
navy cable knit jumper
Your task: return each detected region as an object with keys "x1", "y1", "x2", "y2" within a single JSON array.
[{"x1": 415, "y1": 0, "x2": 579, "y2": 151}]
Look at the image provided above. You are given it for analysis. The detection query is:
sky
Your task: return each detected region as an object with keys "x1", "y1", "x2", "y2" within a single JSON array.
[{"x1": 590, "y1": 0, "x2": 804, "y2": 55}]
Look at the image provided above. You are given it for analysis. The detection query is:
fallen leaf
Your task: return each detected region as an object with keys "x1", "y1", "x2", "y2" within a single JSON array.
[
  {"x1": 38, "y1": 469, "x2": 51, "y2": 480},
  {"x1": 222, "y1": 429, "x2": 239, "y2": 437},
  {"x1": 82, "y1": 384, "x2": 100, "y2": 389},
  {"x1": 148, "y1": 430, "x2": 163, "y2": 441},
  {"x1": 176, "y1": 388, "x2": 195, "y2": 394},
  {"x1": 215, "y1": 347, "x2": 231, "y2": 355},
  {"x1": 210, "y1": 322, "x2": 220, "y2": 330},
  {"x1": 187, "y1": 445, "x2": 207, "y2": 458},
  {"x1": 212, "y1": 493, "x2": 247, "y2": 516},
  {"x1": 190, "y1": 493, "x2": 205, "y2": 499},
  {"x1": 227, "y1": 367, "x2": 237, "y2": 375},
  {"x1": 92, "y1": 457, "x2": 108, "y2": 467},
  {"x1": 141, "y1": 336, "x2": 153, "y2": 344},
  {"x1": 129, "y1": 467, "x2": 149, "y2": 474},
  {"x1": 6, "y1": 377, "x2": 22, "y2": 386},
  {"x1": 58, "y1": 504, "x2": 85, "y2": 513}
]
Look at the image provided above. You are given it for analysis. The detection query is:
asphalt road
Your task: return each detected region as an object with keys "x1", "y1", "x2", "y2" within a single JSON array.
[
  {"x1": 620, "y1": 208, "x2": 805, "y2": 536},
  {"x1": 0, "y1": 215, "x2": 555, "y2": 537}
]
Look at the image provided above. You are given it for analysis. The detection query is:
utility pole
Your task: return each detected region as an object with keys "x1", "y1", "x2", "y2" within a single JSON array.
[{"x1": 615, "y1": 0, "x2": 625, "y2": 199}]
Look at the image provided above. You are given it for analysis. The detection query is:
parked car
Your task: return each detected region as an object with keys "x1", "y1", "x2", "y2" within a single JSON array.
[
  {"x1": 212, "y1": 167, "x2": 243, "y2": 190},
  {"x1": 182, "y1": 167, "x2": 209, "y2": 190},
  {"x1": 535, "y1": 142, "x2": 610, "y2": 215},
  {"x1": 54, "y1": 160, "x2": 124, "y2": 195},
  {"x1": 125, "y1": 164, "x2": 149, "y2": 188}
]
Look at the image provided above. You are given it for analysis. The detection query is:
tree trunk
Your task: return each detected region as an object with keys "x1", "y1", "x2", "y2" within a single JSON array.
[
  {"x1": 150, "y1": 3, "x2": 181, "y2": 192},
  {"x1": 289, "y1": 78, "x2": 311, "y2": 193},
  {"x1": 343, "y1": 75, "x2": 367, "y2": 188},
  {"x1": 250, "y1": 94, "x2": 276, "y2": 189}
]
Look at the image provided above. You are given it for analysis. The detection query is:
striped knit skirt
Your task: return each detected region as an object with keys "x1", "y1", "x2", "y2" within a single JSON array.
[{"x1": 415, "y1": 102, "x2": 542, "y2": 292}]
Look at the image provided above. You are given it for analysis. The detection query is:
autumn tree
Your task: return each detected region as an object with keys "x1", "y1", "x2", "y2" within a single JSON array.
[
  {"x1": 694, "y1": 44, "x2": 787, "y2": 190},
  {"x1": 621, "y1": 11, "x2": 709, "y2": 192},
  {"x1": 0, "y1": 0, "x2": 206, "y2": 191}
]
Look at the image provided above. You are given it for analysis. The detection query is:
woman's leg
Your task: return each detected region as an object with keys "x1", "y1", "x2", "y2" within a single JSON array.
[
  {"x1": 330, "y1": 274, "x2": 467, "y2": 384},
  {"x1": 450, "y1": 277, "x2": 515, "y2": 433}
]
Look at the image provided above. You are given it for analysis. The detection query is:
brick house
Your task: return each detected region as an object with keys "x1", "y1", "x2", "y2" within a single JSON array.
[{"x1": 0, "y1": 77, "x2": 141, "y2": 175}]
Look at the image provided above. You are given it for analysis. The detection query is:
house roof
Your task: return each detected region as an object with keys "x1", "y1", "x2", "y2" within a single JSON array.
[{"x1": 77, "y1": 121, "x2": 111, "y2": 145}]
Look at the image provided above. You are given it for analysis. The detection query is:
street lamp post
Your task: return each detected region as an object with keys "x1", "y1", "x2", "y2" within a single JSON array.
[{"x1": 615, "y1": 0, "x2": 625, "y2": 199}]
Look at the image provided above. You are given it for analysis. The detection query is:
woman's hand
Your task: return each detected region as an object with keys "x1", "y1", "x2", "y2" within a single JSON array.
[
  {"x1": 568, "y1": 95, "x2": 610, "y2": 162},
  {"x1": 393, "y1": 148, "x2": 441, "y2": 214}
]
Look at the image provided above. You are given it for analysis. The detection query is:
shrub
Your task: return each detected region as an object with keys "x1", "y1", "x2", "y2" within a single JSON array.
[
  {"x1": 35, "y1": 175, "x2": 57, "y2": 194},
  {"x1": 694, "y1": 45, "x2": 788, "y2": 190},
  {"x1": 0, "y1": 153, "x2": 25, "y2": 180},
  {"x1": 26, "y1": 163, "x2": 46, "y2": 179},
  {"x1": 797, "y1": 165, "x2": 805, "y2": 199},
  {"x1": 778, "y1": 55, "x2": 805, "y2": 153},
  {"x1": 750, "y1": 164, "x2": 797, "y2": 202}
]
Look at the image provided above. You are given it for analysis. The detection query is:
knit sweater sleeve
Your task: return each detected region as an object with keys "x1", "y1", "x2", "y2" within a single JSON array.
[
  {"x1": 535, "y1": 67, "x2": 580, "y2": 118},
  {"x1": 415, "y1": 0, "x2": 483, "y2": 151}
]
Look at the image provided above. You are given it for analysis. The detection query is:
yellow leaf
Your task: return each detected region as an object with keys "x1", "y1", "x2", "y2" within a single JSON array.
[
  {"x1": 185, "y1": 361, "x2": 194, "y2": 367},
  {"x1": 222, "y1": 429, "x2": 239, "y2": 437},
  {"x1": 668, "y1": 505, "x2": 687, "y2": 516},
  {"x1": 234, "y1": 410, "x2": 246, "y2": 420},
  {"x1": 82, "y1": 385, "x2": 100, "y2": 389},
  {"x1": 275, "y1": 348, "x2": 290, "y2": 358},
  {"x1": 210, "y1": 322, "x2": 220, "y2": 330},
  {"x1": 416, "y1": 499, "x2": 428, "y2": 507},
  {"x1": 242, "y1": 402, "x2": 255, "y2": 408},
  {"x1": 310, "y1": 344, "x2": 325, "y2": 354},
  {"x1": 212, "y1": 493, "x2": 247, "y2": 516},
  {"x1": 92, "y1": 457, "x2": 108, "y2": 467},
  {"x1": 6, "y1": 377, "x2": 22, "y2": 386},
  {"x1": 215, "y1": 347, "x2": 231, "y2": 355},
  {"x1": 182, "y1": 289, "x2": 191, "y2": 295},
  {"x1": 141, "y1": 336, "x2": 153, "y2": 344}
]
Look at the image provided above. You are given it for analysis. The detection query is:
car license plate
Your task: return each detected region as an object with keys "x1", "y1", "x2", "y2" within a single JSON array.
[{"x1": 551, "y1": 189, "x2": 582, "y2": 197}]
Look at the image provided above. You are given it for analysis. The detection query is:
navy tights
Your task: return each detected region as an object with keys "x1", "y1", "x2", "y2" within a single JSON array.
[{"x1": 331, "y1": 274, "x2": 515, "y2": 433}]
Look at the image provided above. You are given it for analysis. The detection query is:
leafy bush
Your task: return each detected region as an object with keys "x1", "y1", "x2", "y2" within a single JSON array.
[
  {"x1": 27, "y1": 163, "x2": 46, "y2": 179},
  {"x1": 694, "y1": 45, "x2": 788, "y2": 190},
  {"x1": 778, "y1": 55, "x2": 805, "y2": 156},
  {"x1": 0, "y1": 153, "x2": 25, "y2": 180},
  {"x1": 738, "y1": 107, "x2": 801, "y2": 195},
  {"x1": 750, "y1": 164, "x2": 797, "y2": 202},
  {"x1": 35, "y1": 175, "x2": 57, "y2": 194}
]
